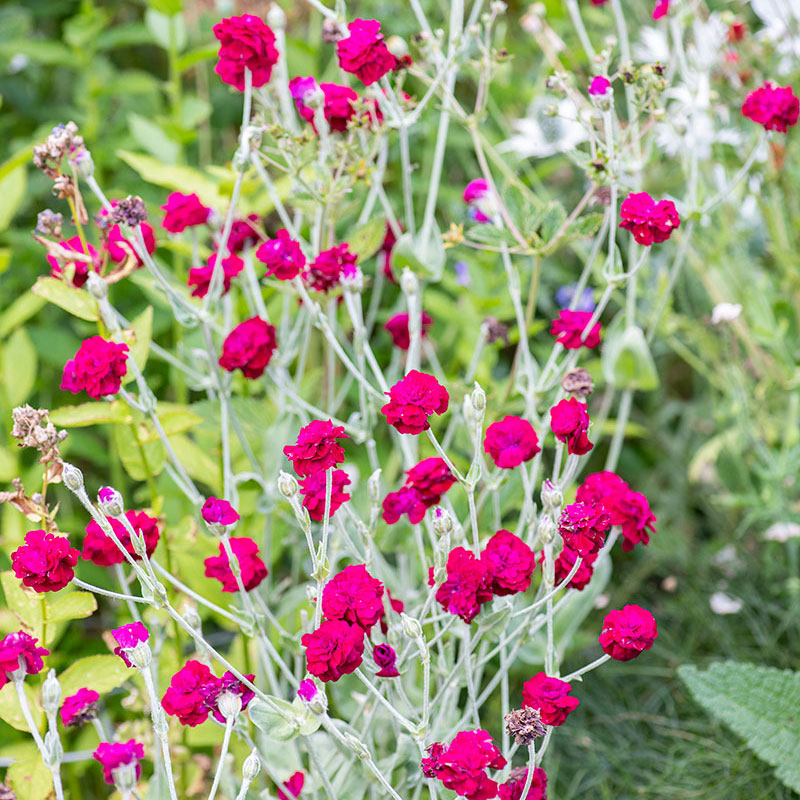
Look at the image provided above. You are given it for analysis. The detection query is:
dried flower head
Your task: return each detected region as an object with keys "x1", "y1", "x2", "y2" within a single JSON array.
[
  {"x1": 110, "y1": 195, "x2": 148, "y2": 227},
  {"x1": 35, "y1": 209, "x2": 63, "y2": 237},
  {"x1": 504, "y1": 707, "x2": 547, "y2": 745},
  {"x1": 11, "y1": 405, "x2": 67, "y2": 463},
  {"x1": 32, "y1": 122, "x2": 81, "y2": 179},
  {"x1": 561, "y1": 367, "x2": 594, "y2": 397}
]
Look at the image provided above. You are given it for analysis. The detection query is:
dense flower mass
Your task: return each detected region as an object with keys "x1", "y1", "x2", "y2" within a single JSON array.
[
  {"x1": 384, "y1": 312, "x2": 433, "y2": 350},
  {"x1": 47, "y1": 236, "x2": 101, "y2": 287},
  {"x1": 481, "y1": 530, "x2": 535, "y2": 596},
  {"x1": 405, "y1": 457, "x2": 456, "y2": 504},
  {"x1": 741, "y1": 82, "x2": 799, "y2": 133},
  {"x1": 381, "y1": 370, "x2": 449, "y2": 434},
  {"x1": 200, "y1": 671, "x2": 255, "y2": 723},
  {"x1": 187, "y1": 252, "x2": 244, "y2": 298},
  {"x1": 0, "y1": 632, "x2": 48, "y2": 687},
  {"x1": 498, "y1": 767, "x2": 548, "y2": 800},
  {"x1": 599, "y1": 604, "x2": 658, "y2": 661},
  {"x1": 162, "y1": 660, "x2": 217, "y2": 727},
  {"x1": 283, "y1": 419, "x2": 349, "y2": 477},
  {"x1": 302, "y1": 619, "x2": 365, "y2": 682},
  {"x1": 61, "y1": 336, "x2": 129, "y2": 399},
  {"x1": 522, "y1": 672, "x2": 580, "y2": 726},
  {"x1": 257, "y1": 229, "x2": 306, "y2": 280},
  {"x1": 82, "y1": 510, "x2": 160, "y2": 567},
  {"x1": 549, "y1": 398, "x2": 593, "y2": 455},
  {"x1": 201, "y1": 496, "x2": 240, "y2": 526},
  {"x1": 550, "y1": 544, "x2": 597, "y2": 590},
  {"x1": 484, "y1": 416, "x2": 540, "y2": 469},
  {"x1": 299, "y1": 468, "x2": 351, "y2": 521},
  {"x1": 161, "y1": 192, "x2": 210, "y2": 233},
  {"x1": 93, "y1": 740, "x2": 145, "y2": 785},
  {"x1": 218, "y1": 316, "x2": 277, "y2": 379},
  {"x1": 421, "y1": 729, "x2": 507, "y2": 800},
  {"x1": 60, "y1": 688, "x2": 100, "y2": 727},
  {"x1": 382, "y1": 485, "x2": 428, "y2": 525},
  {"x1": 322, "y1": 564, "x2": 384, "y2": 632},
  {"x1": 549, "y1": 309, "x2": 601, "y2": 349},
  {"x1": 213, "y1": 15, "x2": 279, "y2": 90},
  {"x1": 111, "y1": 622, "x2": 149, "y2": 668},
  {"x1": 558, "y1": 502, "x2": 611, "y2": 557},
  {"x1": 290, "y1": 77, "x2": 358, "y2": 132},
  {"x1": 204, "y1": 537, "x2": 268, "y2": 592},
  {"x1": 304, "y1": 243, "x2": 357, "y2": 292},
  {"x1": 12, "y1": 529, "x2": 79, "y2": 592},
  {"x1": 336, "y1": 19, "x2": 396, "y2": 86},
  {"x1": 619, "y1": 192, "x2": 680, "y2": 246},
  {"x1": 432, "y1": 547, "x2": 494, "y2": 624}
]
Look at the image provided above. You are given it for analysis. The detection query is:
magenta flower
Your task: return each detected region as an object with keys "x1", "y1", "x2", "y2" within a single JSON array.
[
  {"x1": 299, "y1": 468, "x2": 351, "y2": 521},
  {"x1": 187, "y1": 252, "x2": 244, "y2": 298},
  {"x1": 484, "y1": 416, "x2": 540, "y2": 469},
  {"x1": 61, "y1": 336, "x2": 129, "y2": 399},
  {"x1": 204, "y1": 537, "x2": 268, "y2": 593},
  {"x1": 549, "y1": 309, "x2": 601, "y2": 349},
  {"x1": 481, "y1": 530, "x2": 535, "y2": 596},
  {"x1": 301, "y1": 619, "x2": 365, "y2": 682},
  {"x1": 384, "y1": 312, "x2": 433, "y2": 350},
  {"x1": 213, "y1": 15, "x2": 278, "y2": 91},
  {"x1": 742, "y1": 82, "x2": 799, "y2": 133},
  {"x1": 290, "y1": 77, "x2": 358, "y2": 133},
  {"x1": 82, "y1": 510, "x2": 160, "y2": 567},
  {"x1": 93, "y1": 740, "x2": 145, "y2": 786},
  {"x1": 322, "y1": 565, "x2": 385, "y2": 632},
  {"x1": 336, "y1": 19, "x2": 397, "y2": 86},
  {"x1": 522, "y1": 672, "x2": 580, "y2": 726},
  {"x1": 303, "y1": 243, "x2": 357, "y2": 292},
  {"x1": 162, "y1": 660, "x2": 217, "y2": 727},
  {"x1": 558, "y1": 502, "x2": 611, "y2": 557},
  {"x1": 201, "y1": 497, "x2": 240, "y2": 526},
  {"x1": 47, "y1": 236, "x2": 102, "y2": 287},
  {"x1": 549, "y1": 398, "x2": 593, "y2": 455},
  {"x1": 219, "y1": 316, "x2": 278, "y2": 379},
  {"x1": 277, "y1": 771, "x2": 305, "y2": 800},
  {"x1": 161, "y1": 192, "x2": 210, "y2": 233},
  {"x1": 588, "y1": 75, "x2": 611, "y2": 96},
  {"x1": 619, "y1": 192, "x2": 680, "y2": 246},
  {"x1": 382, "y1": 485, "x2": 428, "y2": 525},
  {"x1": 373, "y1": 644, "x2": 400, "y2": 678},
  {"x1": 283, "y1": 419, "x2": 349, "y2": 477},
  {"x1": 381, "y1": 371, "x2": 449, "y2": 434},
  {"x1": 431, "y1": 548, "x2": 493, "y2": 625},
  {"x1": 60, "y1": 688, "x2": 100, "y2": 727},
  {"x1": 463, "y1": 178, "x2": 492, "y2": 223},
  {"x1": 112, "y1": 622, "x2": 149, "y2": 668},
  {"x1": 12, "y1": 530, "x2": 79, "y2": 593},
  {"x1": 0, "y1": 632, "x2": 49, "y2": 688},
  {"x1": 405, "y1": 457, "x2": 456, "y2": 505},
  {"x1": 599, "y1": 604, "x2": 658, "y2": 661},
  {"x1": 257, "y1": 229, "x2": 306, "y2": 280}
]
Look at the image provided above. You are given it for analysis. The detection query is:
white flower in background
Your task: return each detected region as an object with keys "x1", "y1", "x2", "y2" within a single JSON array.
[
  {"x1": 711, "y1": 302, "x2": 742, "y2": 325},
  {"x1": 500, "y1": 97, "x2": 587, "y2": 159},
  {"x1": 750, "y1": 0, "x2": 800, "y2": 75},
  {"x1": 634, "y1": 27, "x2": 670, "y2": 64},
  {"x1": 710, "y1": 591, "x2": 744, "y2": 615},
  {"x1": 764, "y1": 521, "x2": 800, "y2": 542}
]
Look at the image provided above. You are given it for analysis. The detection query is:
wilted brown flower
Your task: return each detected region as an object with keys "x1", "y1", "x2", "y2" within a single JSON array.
[
  {"x1": 483, "y1": 316, "x2": 510, "y2": 345},
  {"x1": 504, "y1": 707, "x2": 547, "y2": 745},
  {"x1": 11, "y1": 405, "x2": 68, "y2": 464},
  {"x1": 561, "y1": 367, "x2": 594, "y2": 397},
  {"x1": 111, "y1": 195, "x2": 148, "y2": 227}
]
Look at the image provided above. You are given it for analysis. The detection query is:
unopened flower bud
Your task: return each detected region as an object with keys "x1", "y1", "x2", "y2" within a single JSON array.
[
  {"x1": 432, "y1": 507, "x2": 454, "y2": 536},
  {"x1": 367, "y1": 469, "x2": 382, "y2": 504},
  {"x1": 278, "y1": 470, "x2": 298, "y2": 499},
  {"x1": 85, "y1": 270, "x2": 108, "y2": 301},
  {"x1": 540, "y1": 479, "x2": 562, "y2": 510},
  {"x1": 341, "y1": 265, "x2": 364, "y2": 293},
  {"x1": 181, "y1": 604, "x2": 201, "y2": 631},
  {"x1": 69, "y1": 145, "x2": 94, "y2": 180},
  {"x1": 297, "y1": 679, "x2": 328, "y2": 714},
  {"x1": 111, "y1": 762, "x2": 138, "y2": 793},
  {"x1": 538, "y1": 515, "x2": 557, "y2": 545},
  {"x1": 342, "y1": 732, "x2": 370, "y2": 760},
  {"x1": 130, "y1": 641, "x2": 152, "y2": 671},
  {"x1": 242, "y1": 750, "x2": 262, "y2": 780},
  {"x1": 97, "y1": 486, "x2": 124, "y2": 517},
  {"x1": 42, "y1": 670, "x2": 61, "y2": 715},
  {"x1": 400, "y1": 267, "x2": 418, "y2": 297},
  {"x1": 386, "y1": 35, "x2": 408, "y2": 58},
  {"x1": 61, "y1": 462, "x2": 84, "y2": 493},
  {"x1": 470, "y1": 382, "x2": 486, "y2": 415},
  {"x1": 218, "y1": 691, "x2": 242, "y2": 721},
  {"x1": 42, "y1": 730, "x2": 63, "y2": 768},
  {"x1": 266, "y1": 3, "x2": 286, "y2": 29},
  {"x1": 434, "y1": 536, "x2": 450, "y2": 569},
  {"x1": 400, "y1": 613, "x2": 423, "y2": 640}
]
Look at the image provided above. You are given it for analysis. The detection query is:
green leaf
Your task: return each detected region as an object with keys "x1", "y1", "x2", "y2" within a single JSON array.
[
  {"x1": 144, "y1": 9, "x2": 186, "y2": 51},
  {"x1": 679, "y1": 662, "x2": 800, "y2": 793},
  {"x1": 168, "y1": 434, "x2": 219, "y2": 490},
  {"x1": 346, "y1": 217, "x2": 386, "y2": 263},
  {"x1": 539, "y1": 200, "x2": 568, "y2": 243},
  {"x1": 392, "y1": 225, "x2": 446, "y2": 281},
  {"x1": 0, "y1": 164, "x2": 26, "y2": 229},
  {"x1": 128, "y1": 114, "x2": 180, "y2": 164},
  {"x1": 50, "y1": 400, "x2": 132, "y2": 428},
  {"x1": 248, "y1": 697, "x2": 299, "y2": 741},
  {"x1": 602, "y1": 323, "x2": 659, "y2": 391},
  {"x1": 464, "y1": 225, "x2": 517, "y2": 247},
  {"x1": 114, "y1": 419, "x2": 167, "y2": 482},
  {"x1": 570, "y1": 213, "x2": 604, "y2": 238},
  {"x1": 178, "y1": 96, "x2": 212, "y2": 129},
  {"x1": 2, "y1": 327, "x2": 37, "y2": 407},
  {"x1": 0, "y1": 682, "x2": 44, "y2": 733},
  {"x1": 0, "y1": 40, "x2": 72, "y2": 65},
  {"x1": 117, "y1": 149, "x2": 224, "y2": 208},
  {"x1": 0, "y1": 292, "x2": 46, "y2": 339},
  {"x1": 145, "y1": 0, "x2": 183, "y2": 17},
  {"x1": 59, "y1": 655, "x2": 132, "y2": 698},
  {"x1": 175, "y1": 45, "x2": 219, "y2": 73},
  {"x1": 137, "y1": 404, "x2": 203, "y2": 443},
  {"x1": 5, "y1": 743, "x2": 53, "y2": 800},
  {"x1": 0, "y1": 571, "x2": 43, "y2": 641},
  {"x1": 46, "y1": 591, "x2": 97, "y2": 624},
  {"x1": 31, "y1": 277, "x2": 99, "y2": 322}
]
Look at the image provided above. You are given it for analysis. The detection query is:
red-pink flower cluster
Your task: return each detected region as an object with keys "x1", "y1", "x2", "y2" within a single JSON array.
[
  {"x1": 204, "y1": 537, "x2": 268, "y2": 592},
  {"x1": 201, "y1": 496, "x2": 240, "y2": 526},
  {"x1": 12, "y1": 529, "x2": 79, "y2": 592},
  {"x1": 61, "y1": 336, "x2": 129, "y2": 399},
  {"x1": 599, "y1": 604, "x2": 658, "y2": 660},
  {"x1": 93, "y1": 740, "x2": 145, "y2": 785},
  {"x1": 227, "y1": 215, "x2": 261, "y2": 253},
  {"x1": 372, "y1": 643, "x2": 400, "y2": 678},
  {"x1": 558, "y1": 502, "x2": 611, "y2": 557},
  {"x1": 290, "y1": 77, "x2": 358, "y2": 132},
  {"x1": 384, "y1": 312, "x2": 433, "y2": 350},
  {"x1": 300, "y1": 468, "x2": 352, "y2": 521},
  {"x1": 336, "y1": 19, "x2": 397, "y2": 86},
  {"x1": 284, "y1": 419, "x2": 349, "y2": 477},
  {"x1": 741, "y1": 82, "x2": 799, "y2": 133},
  {"x1": 257, "y1": 229, "x2": 306, "y2": 280},
  {"x1": 498, "y1": 767, "x2": 548, "y2": 800},
  {"x1": 481, "y1": 530, "x2": 536, "y2": 596},
  {"x1": 619, "y1": 192, "x2": 680, "y2": 246},
  {"x1": 652, "y1": 0, "x2": 670, "y2": 19},
  {"x1": 550, "y1": 309, "x2": 601, "y2": 350},
  {"x1": 322, "y1": 564, "x2": 385, "y2": 632},
  {"x1": 219, "y1": 316, "x2": 278, "y2": 379},
  {"x1": 213, "y1": 15, "x2": 278, "y2": 91},
  {"x1": 276, "y1": 772, "x2": 305, "y2": 800},
  {"x1": 381, "y1": 371, "x2": 449, "y2": 434},
  {"x1": 383, "y1": 457, "x2": 456, "y2": 525},
  {"x1": 301, "y1": 618, "x2": 365, "y2": 683},
  {"x1": 484, "y1": 416, "x2": 540, "y2": 469},
  {"x1": 549, "y1": 398, "x2": 593, "y2": 455},
  {"x1": 60, "y1": 687, "x2": 100, "y2": 727},
  {"x1": 421, "y1": 729, "x2": 507, "y2": 800},
  {"x1": 97, "y1": 200, "x2": 157, "y2": 266},
  {"x1": 0, "y1": 632, "x2": 48, "y2": 688},
  {"x1": 577, "y1": 471, "x2": 657, "y2": 551},
  {"x1": 161, "y1": 192, "x2": 210, "y2": 233},
  {"x1": 82, "y1": 510, "x2": 160, "y2": 567},
  {"x1": 549, "y1": 545, "x2": 597, "y2": 591},
  {"x1": 112, "y1": 622, "x2": 149, "y2": 668},
  {"x1": 522, "y1": 672, "x2": 580, "y2": 726},
  {"x1": 188, "y1": 253, "x2": 244, "y2": 298},
  {"x1": 304, "y1": 243, "x2": 357, "y2": 292}
]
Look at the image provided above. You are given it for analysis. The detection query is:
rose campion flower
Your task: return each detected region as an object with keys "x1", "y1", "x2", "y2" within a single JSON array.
[
  {"x1": 201, "y1": 497, "x2": 240, "y2": 526},
  {"x1": 290, "y1": 77, "x2": 358, "y2": 132},
  {"x1": 382, "y1": 485, "x2": 428, "y2": 525},
  {"x1": 381, "y1": 370, "x2": 449, "y2": 434},
  {"x1": 522, "y1": 672, "x2": 580, "y2": 726},
  {"x1": 199, "y1": 671, "x2": 255, "y2": 723},
  {"x1": 60, "y1": 688, "x2": 100, "y2": 727},
  {"x1": 283, "y1": 419, "x2": 349, "y2": 477},
  {"x1": 82, "y1": 510, "x2": 160, "y2": 567},
  {"x1": 549, "y1": 544, "x2": 597, "y2": 591},
  {"x1": 204, "y1": 537, "x2": 268, "y2": 593},
  {"x1": 463, "y1": 178, "x2": 492, "y2": 223},
  {"x1": 93, "y1": 740, "x2": 145, "y2": 786},
  {"x1": 483, "y1": 415, "x2": 540, "y2": 469},
  {"x1": 384, "y1": 312, "x2": 433, "y2": 350},
  {"x1": 549, "y1": 398, "x2": 593, "y2": 455},
  {"x1": 431, "y1": 547, "x2": 493, "y2": 624},
  {"x1": 481, "y1": 530, "x2": 535, "y2": 596},
  {"x1": 187, "y1": 252, "x2": 244, "y2": 298},
  {"x1": 322, "y1": 564, "x2": 384, "y2": 632},
  {"x1": 741, "y1": 82, "x2": 799, "y2": 133},
  {"x1": 558, "y1": 502, "x2": 611, "y2": 557},
  {"x1": 299, "y1": 468, "x2": 351, "y2": 521},
  {"x1": 11, "y1": 529, "x2": 79, "y2": 592},
  {"x1": 336, "y1": 19, "x2": 396, "y2": 86},
  {"x1": 0, "y1": 632, "x2": 49, "y2": 687},
  {"x1": 218, "y1": 316, "x2": 277, "y2": 379},
  {"x1": 297, "y1": 679, "x2": 318, "y2": 703},
  {"x1": 112, "y1": 622, "x2": 149, "y2": 668},
  {"x1": 373, "y1": 643, "x2": 400, "y2": 678},
  {"x1": 257, "y1": 229, "x2": 306, "y2": 280},
  {"x1": 303, "y1": 243, "x2": 357, "y2": 292},
  {"x1": 213, "y1": 15, "x2": 279, "y2": 91},
  {"x1": 588, "y1": 75, "x2": 611, "y2": 96},
  {"x1": 652, "y1": 0, "x2": 670, "y2": 19},
  {"x1": 47, "y1": 236, "x2": 102, "y2": 287},
  {"x1": 619, "y1": 192, "x2": 680, "y2": 246},
  {"x1": 277, "y1": 771, "x2": 305, "y2": 800},
  {"x1": 405, "y1": 457, "x2": 456, "y2": 505},
  {"x1": 379, "y1": 223, "x2": 399, "y2": 282},
  {"x1": 161, "y1": 192, "x2": 211, "y2": 233},
  {"x1": 98, "y1": 201, "x2": 156, "y2": 266},
  {"x1": 599, "y1": 604, "x2": 658, "y2": 661},
  {"x1": 162, "y1": 660, "x2": 218, "y2": 726},
  {"x1": 549, "y1": 309, "x2": 601, "y2": 350},
  {"x1": 498, "y1": 766, "x2": 548, "y2": 800},
  {"x1": 227, "y1": 214, "x2": 261, "y2": 253},
  {"x1": 301, "y1": 619, "x2": 365, "y2": 682},
  {"x1": 575, "y1": 470, "x2": 628, "y2": 506},
  {"x1": 61, "y1": 336, "x2": 129, "y2": 399}
]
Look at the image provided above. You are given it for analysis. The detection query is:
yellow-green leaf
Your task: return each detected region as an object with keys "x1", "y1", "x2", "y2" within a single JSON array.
[
  {"x1": 46, "y1": 591, "x2": 97, "y2": 624},
  {"x1": 114, "y1": 420, "x2": 166, "y2": 482},
  {"x1": 59, "y1": 655, "x2": 132, "y2": 698},
  {"x1": 118, "y1": 305, "x2": 153, "y2": 382},
  {"x1": 0, "y1": 571, "x2": 43, "y2": 642},
  {"x1": 31, "y1": 277, "x2": 99, "y2": 321},
  {"x1": 346, "y1": 216, "x2": 386, "y2": 263},
  {"x1": 169, "y1": 434, "x2": 220, "y2": 490},
  {"x1": 0, "y1": 682, "x2": 44, "y2": 734},
  {"x1": 0, "y1": 292, "x2": 46, "y2": 339},
  {"x1": 7, "y1": 749, "x2": 53, "y2": 800},
  {"x1": 2, "y1": 327, "x2": 37, "y2": 406},
  {"x1": 50, "y1": 400, "x2": 132, "y2": 428}
]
